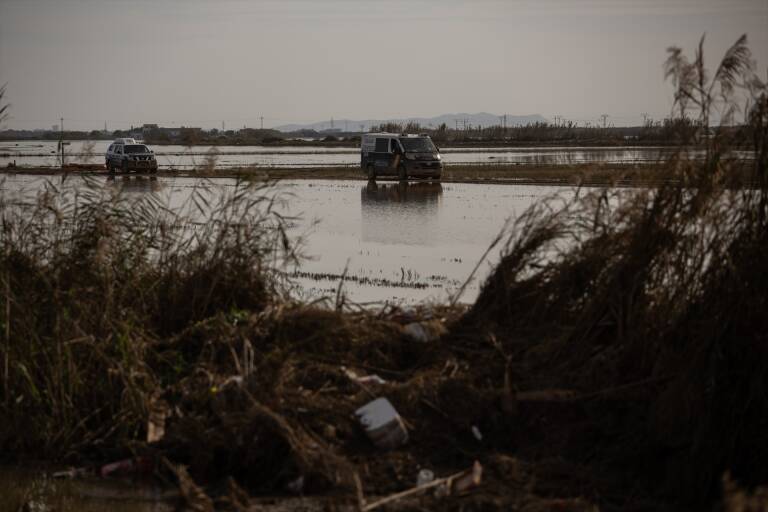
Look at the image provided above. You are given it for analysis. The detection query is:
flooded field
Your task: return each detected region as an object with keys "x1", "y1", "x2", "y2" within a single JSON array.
[
  {"x1": 0, "y1": 140, "x2": 677, "y2": 169},
  {"x1": 0, "y1": 174, "x2": 570, "y2": 304}
]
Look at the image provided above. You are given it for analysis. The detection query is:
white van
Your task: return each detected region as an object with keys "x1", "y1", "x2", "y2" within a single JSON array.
[{"x1": 361, "y1": 133, "x2": 442, "y2": 181}]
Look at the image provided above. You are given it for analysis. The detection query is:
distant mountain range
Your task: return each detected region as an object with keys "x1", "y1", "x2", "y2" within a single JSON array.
[{"x1": 274, "y1": 112, "x2": 548, "y2": 133}]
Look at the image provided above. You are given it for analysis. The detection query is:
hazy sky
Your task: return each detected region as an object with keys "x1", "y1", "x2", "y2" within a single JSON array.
[{"x1": 1, "y1": 0, "x2": 766, "y2": 130}]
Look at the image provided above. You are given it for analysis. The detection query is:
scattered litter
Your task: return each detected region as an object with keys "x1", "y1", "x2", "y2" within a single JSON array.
[
  {"x1": 286, "y1": 475, "x2": 305, "y2": 494},
  {"x1": 53, "y1": 456, "x2": 155, "y2": 480},
  {"x1": 355, "y1": 397, "x2": 409, "y2": 450},
  {"x1": 391, "y1": 306, "x2": 418, "y2": 324},
  {"x1": 147, "y1": 399, "x2": 169, "y2": 443},
  {"x1": 471, "y1": 425, "x2": 483, "y2": 442},
  {"x1": 220, "y1": 375, "x2": 244, "y2": 388},
  {"x1": 343, "y1": 367, "x2": 387, "y2": 386},
  {"x1": 435, "y1": 482, "x2": 449, "y2": 499},
  {"x1": 450, "y1": 460, "x2": 483, "y2": 495},
  {"x1": 417, "y1": 469, "x2": 435, "y2": 487},
  {"x1": 356, "y1": 374, "x2": 387, "y2": 385},
  {"x1": 360, "y1": 461, "x2": 483, "y2": 511},
  {"x1": 403, "y1": 322, "x2": 429, "y2": 342},
  {"x1": 99, "y1": 456, "x2": 154, "y2": 478},
  {"x1": 52, "y1": 466, "x2": 89, "y2": 479},
  {"x1": 403, "y1": 320, "x2": 446, "y2": 343}
]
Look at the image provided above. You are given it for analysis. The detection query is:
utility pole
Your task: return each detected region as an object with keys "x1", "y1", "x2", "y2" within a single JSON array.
[
  {"x1": 222, "y1": 121, "x2": 225, "y2": 131},
  {"x1": 600, "y1": 114, "x2": 609, "y2": 128},
  {"x1": 344, "y1": 120, "x2": 348, "y2": 132},
  {"x1": 59, "y1": 117, "x2": 64, "y2": 166},
  {"x1": 260, "y1": 116, "x2": 264, "y2": 130}
]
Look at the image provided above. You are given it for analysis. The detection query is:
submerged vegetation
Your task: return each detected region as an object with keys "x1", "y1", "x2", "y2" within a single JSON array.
[{"x1": 1, "y1": 36, "x2": 767, "y2": 511}]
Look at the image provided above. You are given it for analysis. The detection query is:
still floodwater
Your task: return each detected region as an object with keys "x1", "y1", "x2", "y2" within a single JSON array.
[
  {"x1": 0, "y1": 140, "x2": 674, "y2": 169},
  {"x1": 0, "y1": 174, "x2": 571, "y2": 304}
]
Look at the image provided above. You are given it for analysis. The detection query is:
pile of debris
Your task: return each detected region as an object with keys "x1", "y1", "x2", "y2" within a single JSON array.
[{"x1": 45, "y1": 302, "x2": 605, "y2": 510}]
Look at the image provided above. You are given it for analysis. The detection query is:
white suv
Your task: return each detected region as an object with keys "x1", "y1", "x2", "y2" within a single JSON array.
[{"x1": 105, "y1": 138, "x2": 159, "y2": 173}]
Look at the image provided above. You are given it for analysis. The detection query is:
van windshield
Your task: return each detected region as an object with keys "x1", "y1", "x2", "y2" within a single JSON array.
[
  {"x1": 399, "y1": 138, "x2": 436, "y2": 153},
  {"x1": 124, "y1": 145, "x2": 151, "y2": 154}
]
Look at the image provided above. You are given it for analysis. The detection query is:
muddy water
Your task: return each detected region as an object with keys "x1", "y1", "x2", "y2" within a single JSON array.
[
  {"x1": 0, "y1": 140, "x2": 677, "y2": 169},
  {"x1": 0, "y1": 466, "x2": 174, "y2": 511},
  {"x1": 0, "y1": 175, "x2": 569, "y2": 304}
]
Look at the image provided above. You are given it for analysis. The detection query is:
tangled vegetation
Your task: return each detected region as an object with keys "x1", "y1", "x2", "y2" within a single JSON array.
[{"x1": 467, "y1": 34, "x2": 768, "y2": 506}]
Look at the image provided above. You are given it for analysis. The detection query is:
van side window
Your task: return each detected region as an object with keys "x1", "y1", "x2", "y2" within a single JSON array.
[
  {"x1": 116, "y1": 146, "x2": 123, "y2": 154},
  {"x1": 374, "y1": 138, "x2": 388, "y2": 153}
]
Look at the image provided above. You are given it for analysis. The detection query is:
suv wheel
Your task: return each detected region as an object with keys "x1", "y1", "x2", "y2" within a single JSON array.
[{"x1": 366, "y1": 164, "x2": 376, "y2": 181}]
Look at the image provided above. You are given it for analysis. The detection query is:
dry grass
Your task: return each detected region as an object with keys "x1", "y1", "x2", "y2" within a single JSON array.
[
  {"x1": 463, "y1": 34, "x2": 768, "y2": 505},
  {"x1": 0, "y1": 176, "x2": 299, "y2": 459}
]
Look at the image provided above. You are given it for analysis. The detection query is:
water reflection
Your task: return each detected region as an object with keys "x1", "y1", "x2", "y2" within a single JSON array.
[
  {"x1": 106, "y1": 176, "x2": 162, "y2": 194},
  {"x1": 361, "y1": 180, "x2": 443, "y2": 245}
]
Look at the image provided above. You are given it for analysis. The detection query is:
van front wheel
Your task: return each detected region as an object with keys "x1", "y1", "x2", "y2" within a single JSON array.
[
  {"x1": 366, "y1": 164, "x2": 376, "y2": 180},
  {"x1": 398, "y1": 164, "x2": 407, "y2": 181}
]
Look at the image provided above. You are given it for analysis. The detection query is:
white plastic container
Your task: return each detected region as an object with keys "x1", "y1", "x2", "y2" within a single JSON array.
[{"x1": 355, "y1": 397, "x2": 409, "y2": 450}]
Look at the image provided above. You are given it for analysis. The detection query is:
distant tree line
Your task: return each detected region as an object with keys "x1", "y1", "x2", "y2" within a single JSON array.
[
  {"x1": 0, "y1": 117, "x2": 751, "y2": 147},
  {"x1": 368, "y1": 116, "x2": 739, "y2": 146}
]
